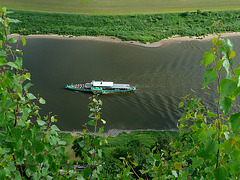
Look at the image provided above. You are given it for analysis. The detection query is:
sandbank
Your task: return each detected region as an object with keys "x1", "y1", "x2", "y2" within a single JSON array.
[{"x1": 10, "y1": 32, "x2": 240, "y2": 47}]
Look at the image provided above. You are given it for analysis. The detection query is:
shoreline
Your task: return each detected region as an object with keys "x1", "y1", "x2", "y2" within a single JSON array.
[
  {"x1": 12, "y1": 32, "x2": 240, "y2": 47},
  {"x1": 61, "y1": 128, "x2": 179, "y2": 137}
]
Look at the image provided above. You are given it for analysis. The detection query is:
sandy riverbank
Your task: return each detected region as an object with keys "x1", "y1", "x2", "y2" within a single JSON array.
[
  {"x1": 61, "y1": 128, "x2": 178, "y2": 137},
  {"x1": 11, "y1": 32, "x2": 240, "y2": 48}
]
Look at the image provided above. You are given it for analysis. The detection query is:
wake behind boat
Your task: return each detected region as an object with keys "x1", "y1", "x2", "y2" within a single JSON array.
[{"x1": 66, "y1": 80, "x2": 136, "y2": 94}]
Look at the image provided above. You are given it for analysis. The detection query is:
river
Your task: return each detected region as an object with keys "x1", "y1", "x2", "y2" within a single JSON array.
[{"x1": 22, "y1": 36, "x2": 240, "y2": 131}]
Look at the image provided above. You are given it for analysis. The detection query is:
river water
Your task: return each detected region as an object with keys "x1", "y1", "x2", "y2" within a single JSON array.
[{"x1": 22, "y1": 36, "x2": 240, "y2": 131}]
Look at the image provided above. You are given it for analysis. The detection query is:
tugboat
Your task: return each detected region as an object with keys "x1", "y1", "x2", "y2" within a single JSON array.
[{"x1": 66, "y1": 80, "x2": 136, "y2": 94}]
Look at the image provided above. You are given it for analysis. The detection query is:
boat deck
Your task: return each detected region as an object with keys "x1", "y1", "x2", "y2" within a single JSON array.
[
  {"x1": 113, "y1": 84, "x2": 130, "y2": 88},
  {"x1": 85, "y1": 83, "x2": 130, "y2": 89}
]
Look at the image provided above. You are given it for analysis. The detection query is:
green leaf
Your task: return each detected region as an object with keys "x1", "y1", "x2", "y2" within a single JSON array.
[
  {"x1": 8, "y1": 37, "x2": 17, "y2": 43},
  {"x1": 223, "y1": 38, "x2": 233, "y2": 51},
  {"x1": 215, "y1": 59, "x2": 224, "y2": 71},
  {"x1": 0, "y1": 33, "x2": 4, "y2": 41},
  {"x1": 21, "y1": 37, "x2": 26, "y2": 46},
  {"x1": 201, "y1": 51, "x2": 216, "y2": 66},
  {"x1": 238, "y1": 76, "x2": 240, "y2": 87},
  {"x1": 11, "y1": 127, "x2": 22, "y2": 140},
  {"x1": 123, "y1": 166, "x2": 131, "y2": 177},
  {"x1": 219, "y1": 97, "x2": 232, "y2": 115},
  {"x1": 0, "y1": 59, "x2": 7, "y2": 66},
  {"x1": 37, "y1": 120, "x2": 46, "y2": 126},
  {"x1": 88, "y1": 113, "x2": 94, "y2": 118},
  {"x1": 36, "y1": 154, "x2": 44, "y2": 163},
  {"x1": 178, "y1": 101, "x2": 184, "y2": 108},
  {"x1": 22, "y1": 108, "x2": 31, "y2": 121},
  {"x1": 51, "y1": 116, "x2": 57, "y2": 122},
  {"x1": 24, "y1": 73, "x2": 31, "y2": 80},
  {"x1": 77, "y1": 174, "x2": 85, "y2": 180},
  {"x1": 15, "y1": 139, "x2": 23, "y2": 150},
  {"x1": 83, "y1": 166, "x2": 92, "y2": 179},
  {"x1": 98, "y1": 127, "x2": 104, "y2": 134},
  {"x1": 234, "y1": 68, "x2": 240, "y2": 77},
  {"x1": 7, "y1": 62, "x2": 18, "y2": 69},
  {"x1": 229, "y1": 50, "x2": 236, "y2": 59},
  {"x1": 214, "y1": 167, "x2": 227, "y2": 180},
  {"x1": 51, "y1": 125, "x2": 60, "y2": 132},
  {"x1": 0, "y1": 49, "x2": 6, "y2": 56},
  {"x1": 205, "y1": 139, "x2": 219, "y2": 155},
  {"x1": 14, "y1": 171, "x2": 22, "y2": 180},
  {"x1": 207, "y1": 112, "x2": 217, "y2": 118},
  {"x1": 33, "y1": 172, "x2": 41, "y2": 180},
  {"x1": 88, "y1": 120, "x2": 97, "y2": 126},
  {"x1": 15, "y1": 49, "x2": 23, "y2": 56},
  {"x1": 220, "y1": 79, "x2": 237, "y2": 98},
  {"x1": 24, "y1": 83, "x2": 33, "y2": 90},
  {"x1": 1, "y1": 7, "x2": 6, "y2": 13},
  {"x1": 230, "y1": 112, "x2": 240, "y2": 132},
  {"x1": 223, "y1": 59, "x2": 231, "y2": 79},
  {"x1": 25, "y1": 168, "x2": 31, "y2": 178},
  {"x1": 39, "y1": 97, "x2": 46, "y2": 104},
  {"x1": 99, "y1": 99, "x2": 103, "y2": 106},
  {"x1": 172, "y1": 170, "x2": 178, "y2": 178},
  {"x1": 192, "y1": 157, "x2": 202, "y2": 169},
  {"x1": 27, "y1": 93, "x2": 36, "y2": 100},
  {"x1": 101, "y1": 119, "x2": 106, "y2": 124},
  {"x1": 15, "y1": 57, "x2": 23, "y2": 69},
  {"x1": 3, "y1": 77, "x2": 12, "y2": 88},
  {"x1": 212, "y1": 37, "x2": 219, "y2": 46},
  {"x1": 7, "y1": 161, "x2": 16, "y2": 172},
  {"x1": 203, "y1": 69, "x2": 217, "y2": 88}
]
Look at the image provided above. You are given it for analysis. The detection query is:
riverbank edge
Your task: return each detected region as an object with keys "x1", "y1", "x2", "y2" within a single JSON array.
[
  {"x1": 10, "y1": 31, "x2": 240, "y2": 48},
  {"x1": 60, "y1": 129, "x2": 180, "y2": 161},
  {"x1": 60, "y1": 129, "x2": 179, "y2": 137}
]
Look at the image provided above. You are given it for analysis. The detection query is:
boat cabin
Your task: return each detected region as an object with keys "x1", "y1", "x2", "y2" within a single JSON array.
[{"x1": 91, "y1": 81, "x2": 113, "y2": 87}]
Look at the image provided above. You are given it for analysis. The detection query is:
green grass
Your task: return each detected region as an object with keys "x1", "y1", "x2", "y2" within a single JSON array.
[
  {"x1": 1, "y1": 0, "x2": 240, "y2": 15},
  {"x1": 104, "y1": 130, "x2": 179, "y2": 148},
  {"x1": 60, "y1": 131, "x2": 179, "y2": 161}
]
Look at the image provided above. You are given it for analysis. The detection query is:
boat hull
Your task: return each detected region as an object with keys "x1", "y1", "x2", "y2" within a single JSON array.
[{"x1": 66, "y1": 85, "x2": 136, "y2": 94}]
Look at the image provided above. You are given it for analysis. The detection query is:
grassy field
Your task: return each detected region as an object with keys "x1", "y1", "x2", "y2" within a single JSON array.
[{"x1": 1, "y1": 0, "x2": 240, "y2": 15}]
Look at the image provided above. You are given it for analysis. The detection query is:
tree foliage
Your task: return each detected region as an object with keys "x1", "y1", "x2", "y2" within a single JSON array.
[
  {"x1": 0, "y1": 8, "x2": 80, "y2": 179},
  {"x1": 72, "y1": 95, "x2": 106, "y2": 179}
]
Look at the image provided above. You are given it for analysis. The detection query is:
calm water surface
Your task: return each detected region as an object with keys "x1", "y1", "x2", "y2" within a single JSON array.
[{"x1": 22, "y1": 37, "x2": 240, "y2": 131}]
